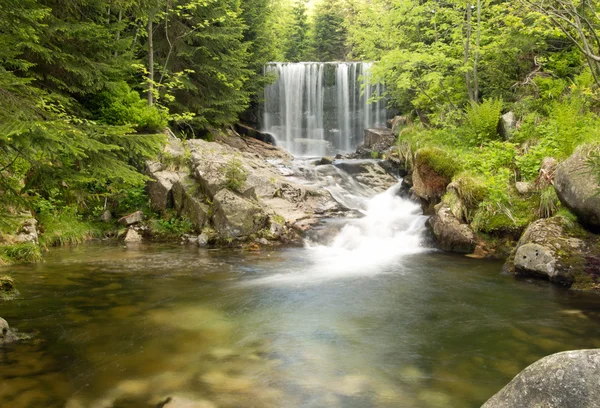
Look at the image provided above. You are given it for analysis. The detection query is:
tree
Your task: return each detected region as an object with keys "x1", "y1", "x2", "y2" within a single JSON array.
[
  {"x1": 284, "y1": 0, "x2": 311, "y2": 62},
  {"x1": 312, "y1": 0, "x2": 348, "y2": 61}
]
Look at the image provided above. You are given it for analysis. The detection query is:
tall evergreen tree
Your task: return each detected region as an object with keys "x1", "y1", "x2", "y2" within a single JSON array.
[{"x1": 312, "y1": 0, "x2": 347, "y2": 61}]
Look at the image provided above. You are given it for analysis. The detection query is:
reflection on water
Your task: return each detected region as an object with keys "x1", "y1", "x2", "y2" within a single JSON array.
[{"x1": 1, "y1": 244, "x2": 600, "y2": 408}]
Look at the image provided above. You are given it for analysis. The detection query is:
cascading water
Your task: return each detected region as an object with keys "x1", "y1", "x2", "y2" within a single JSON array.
[{"x1": 262, "y1": 62, "x2": 388, "y2": 157}]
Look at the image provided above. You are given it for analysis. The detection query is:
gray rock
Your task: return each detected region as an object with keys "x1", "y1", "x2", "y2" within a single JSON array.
[
  {"x1": 391, "y1": 115, "x2": 408, "y2": 136},
  {"x1": 319, "y1": 156, "x2": 334, "y2": 165},
  {"x1": 118, "y1": 211, "x2": 144, "y2": 226},
  {"x1": 554, "y1": 146, "x2": 600, "y2": 231},
  {"x1": 333, "y1": 160, "x2": 398, "y2": 193},
  {"x1": 482, "y1": 349, "x2": 600, "y2": 408},
  {"x1": 497, "y1": 111, "x2": 517, "y2": 140},
  {"x1": 364, "y1": 128, "x2": 394, "y2": 149},
  {"x1": 429, "y1": 204, "x2": 477, "y2": 253},
  {"x1": 507, "y1": 217, "x2": 586, "y2": 286},
  {"x1": 0, "y1": 275, "x2": 19, "y2": 301},
  {"x1": 0, "y1": 317, "x2": 18, "y2": 346},
  {"x1": 12, "y1": 214, "x2": 39, "y2": 244},
  {"x1": 124, "y1": 228, "x2": 142, "y2": 243},
  {"x1": 515, "y1": 181, "x2": 534, "y2": 195},
  {"x1": 148, "y1": 171, "x2": 180, "y2": 212},
  {"x1": 100, "y1": 210, "x2": 112, "y2": 223},
  {"x1": 197, "y1": 233, "x2": 209, "y2": 247},
  {"x1": 212, "y1": 190, "x2": 269, "y2": 239},
  {"x1": 172, "y1": 177, "x2": 208, "y2": 231}
]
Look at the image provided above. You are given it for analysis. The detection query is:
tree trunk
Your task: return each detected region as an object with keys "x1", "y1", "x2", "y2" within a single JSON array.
[
  {"x1": 147, "y1": 12, "x2": 154, "y2": 107},
  {"x1": 473, "y1": 0, "x2": 481, "y2": 101}
]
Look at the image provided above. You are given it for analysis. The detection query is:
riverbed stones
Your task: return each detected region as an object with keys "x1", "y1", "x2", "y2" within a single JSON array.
[
  {"x1": 119, "y1": 211, "x2": 144, "y2": 226},
  {"x1": 429, "y1": 204, "x2": 477, "y2": 253},
  {"x1": 482, "y1": 349, "x2": 600, "y2": 408},
  {"x1": 554, "y1": 145, "x2": 600, "y2": 231}
]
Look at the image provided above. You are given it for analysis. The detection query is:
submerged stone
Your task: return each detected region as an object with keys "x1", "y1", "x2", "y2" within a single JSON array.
[{"x1": 0, "y1": 275, "x2": 19, "y2": 300}]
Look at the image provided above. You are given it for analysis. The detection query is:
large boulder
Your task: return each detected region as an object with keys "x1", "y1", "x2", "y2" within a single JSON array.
[
  {"x1": 333, "y1": 160, "x2": 398, "y2": 193},
  {"x1": 506, "y1": 216, "x2": 600, "y2": 290},
  {"x1": 212, "y1": 190, "x2": 269, "y2": 239},
  {"x1": 172, "y1": 177, "x2": 209, "y2": 231},
  {"x1": 429, "y1": 204, "x2": 477, "y2": 253},
  {"x1": 411, "y1": 149, "x2": 452, "y2": 206},
  {"x1": 554, "y1": 146, "x2": 600, "y2": 231},
  {"x1": 390, "y1": 115, "x2": 408, "y2": 136},
  {"x1": 482, "y1": 349, "x2": 600, "y2": 408},
  {"x1": 118, "y1": 211, "x2": 144, "y2": 227},
  {"x1": 364, "y1": 128, "x2": 394, "y2": 149},
  {"x1": 0, "y1": 317, "x2": 19, "y2": 346}
]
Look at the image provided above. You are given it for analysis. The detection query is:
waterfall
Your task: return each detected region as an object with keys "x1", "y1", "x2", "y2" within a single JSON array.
[{"x1": 262, "y1": 62, "x2": 388, "y2": 157}]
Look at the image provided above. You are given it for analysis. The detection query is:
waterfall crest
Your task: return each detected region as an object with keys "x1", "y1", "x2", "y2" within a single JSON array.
[{"x1": 262, "y1": 62, "x2": 387, "y2": 157}]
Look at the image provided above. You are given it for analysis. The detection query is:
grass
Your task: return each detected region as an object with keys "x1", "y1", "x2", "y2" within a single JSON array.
[
  {"x1": 38, "y1": 210, "x2": 101, "y2": 248},
  {"x1": 0, "y1": 243, "x2": 42, "y2": 264}
]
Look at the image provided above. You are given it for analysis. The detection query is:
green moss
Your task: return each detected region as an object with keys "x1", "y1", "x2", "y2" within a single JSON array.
[
  {"x1": 416, "y1": 147, "x2": 460, "y2": 179},
  {"x1": 0, "y1": 275, "x2": 20, "y2": 300},
  {"x1": 0, "y1": 243, "x2": 42, "y2": 264}
]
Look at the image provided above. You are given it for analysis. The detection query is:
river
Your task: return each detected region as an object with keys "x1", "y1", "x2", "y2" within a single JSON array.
[{"x1": 2, "y1": 220, "x2": 600, "y2": 407}]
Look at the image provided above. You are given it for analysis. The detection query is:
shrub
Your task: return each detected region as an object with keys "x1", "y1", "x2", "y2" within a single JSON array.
[
  {"x1": 538, "y1": 186, "x2": 560, "y2": 219},
  {"x1": 224, "y1": 157, "x2": 248, "y2": 192},
  {"x1": 150, "y1": 213, "x2": 194, "y2": 238},
  {"x1": 466, "y1": 98, "x2": 503, "y2": 145}
]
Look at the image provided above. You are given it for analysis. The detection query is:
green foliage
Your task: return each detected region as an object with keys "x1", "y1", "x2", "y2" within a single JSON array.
[
  {"x1": 150, "y1": 212, "x2": 194, "y2": 238},
  {"x1": 35, "y1": 197, "x2": 100, "y2": 247},
  {"x1": 284, "y1": 0, "x2": 311, "y2": 62},
  {"x1": 311, "y1": 0, "x2": 347, "y2": 61},
  {"x1": 0, "y1": 243, "x2": 42, "y2": 264},
  {"x1": 538, "y1": 186, "x2": 559, "y2": 219},
  {"x1": 465, "y1": 99, "x2": 503, "y2": 145},
  {"x1": 87, "y1": 81, "x2": 167, "y2": 132},
  {"x1": 224, "y1": 157, "x2": 248, "y2": 192}
]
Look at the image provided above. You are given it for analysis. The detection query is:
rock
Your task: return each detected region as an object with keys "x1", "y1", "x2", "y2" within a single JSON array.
[
  {"x1": 319, "y1": 156, "x2": 334, "y2": 165},
  {"x1": 158, "y1": 396, "x2": 216, "y2": 408},
  {"x1": 412, "y1": 150, "x2": 451, "y2": 205},
  {"x1": 0, "y1": 275, "x2": 19, "y2": 301},
  {"x1": 197, "y1": 233, "x2": 209, "y2": 247},
  {"x1": 554, "y1": 146, "x2": 600, "y2": 231},
  {"x1": 100, "y1": 210, "x2": 112, "y2": 223},
  {"x1": 391, "y1": 115, "x2": 408, "y2": 136},
  {"x1": 124, "y1": 228, "x2": 142, "y2": 243},
  {"x1": 497, "y1": 111, "x2": 517, "y2": 140},
  {"x1": 506, "y1": 217, "x2": 600, "y2": 288},
  {"x1": 482, "y1": 349, "x2": 600, "y2": 408},
  {"x1": 0, "y1": 317, "x2": 18, "y2": 346},
  {"x1": 333, "y1": 160, "x2": 398, "y2": 193},
  {"x1": 364, "y1": 128, "x2": 394, "y2": 149},
  {"x1": 172, "y1": 177, "x2": 209, "y2": 231},
  {"x1": 14, "y1": 215, "x2": 39, "y2": 244},
  {"x1": 212, "y1": 190, "x2": 269, "y2": 239},
  {"x1": 234, "y1": 123, "x2": 277, "y2": 145},
  {"x1": 148, "y1": 171, "x2": 181, "y2": 212},
  {"x1": 429, "y1": 204, "x2": 477, "y2": 253},
  {"x1": 515, "y1": 181, "x2": 534, "y2": 195},
  {"x1": 118, "y1": 211, "x2": 144, "y2": 227}
]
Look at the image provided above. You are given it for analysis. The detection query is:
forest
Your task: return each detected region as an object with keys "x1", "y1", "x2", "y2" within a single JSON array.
[{"x1": 1, "y1": 0, "x2": 600, "y2": 261}]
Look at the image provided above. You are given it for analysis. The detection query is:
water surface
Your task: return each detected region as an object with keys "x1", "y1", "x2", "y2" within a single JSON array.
[{"x1": 2, "y1": 243, "x2": 600, "y2": 408}]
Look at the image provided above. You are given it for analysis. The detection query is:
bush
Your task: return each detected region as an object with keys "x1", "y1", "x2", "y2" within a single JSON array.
[
  {"x1": 88, "y1": 81, "x2": 167, "y2": 132},
  {"x1": 37, "y1": 205, "x2": 100, "y2": 247},
  {"x1": 224, "y1": 157, "x2": 248, "y2": 192},
  {"x1": 466, "y1": 98, "x2": 503, "y2": 145},
  {"x1": 150, "y1": 213, "x2": 194, "y2": 238}
]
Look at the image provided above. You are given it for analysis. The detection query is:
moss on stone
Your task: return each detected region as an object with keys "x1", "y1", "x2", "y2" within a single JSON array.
[{"x1": 0, "y1": 275, "x2": 19, "y2": 301}]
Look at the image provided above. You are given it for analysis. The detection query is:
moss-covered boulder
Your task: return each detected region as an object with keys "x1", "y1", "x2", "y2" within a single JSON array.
[
  {"x1": 212, "y1": 190, "x2": 269, "y2": 239},
  {"x1": 412, "y1": 147, "x2": 457, "y2": 208},
  {"x1": 429, "y1": 203, "x2": 477, "y2": 253},
  {"x1": 505, "y1": 216, "x2": 600, "y2": 291},
  {"x1": 0, "y1": 276, "x2": 19, "y2": 301}
]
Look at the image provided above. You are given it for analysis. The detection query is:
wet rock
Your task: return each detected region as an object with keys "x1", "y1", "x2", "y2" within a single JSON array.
[
  {"x1": 319, "y1": 156, "x2": 334, "y2": 165},
  {"x1": 515, "y1": 181, "x2": 534, "y2": 195},
  {"x1": 429, "y1": 204, "x2": 477, "y2": 254},
  {"x1": 554, "y1": 146, "x2": 600, "y2": 231},
  {"x1": 172, "y1": 177, "x2": 208, "y2": 231},
  {"x1": 124, "y1": 228, "x2": 143, "y2": 243},
  {"x1": 212, "y1": 190, "x2": 269, "y2": 239},
  {"x1": 497, "y1": 111, "x2": 517, "y2": 140},
  {"x1": 0, "y1": 317, "x2": 19, "y2": 346},
  {"x1": 334, "y1": 160, "x2": 398, "y2": 193},
  {"x1": 158, "y1": 396, "x2": 216, "y2": 408},
  {"x1": 0, "y1": 275, "x2": 19, "y2": 301},
  {"x1": 119, "y1": 211, "x2": 144, "y2": 227},
  {"x1": 482, "y1": 349, "x2": 600, "y2": 408},
  {"x1": 411, "y1": 149, "x2": 451, "y2": 206},
  {"x1": 197, "y1": 233, "x2": 209, "y2": 247}
]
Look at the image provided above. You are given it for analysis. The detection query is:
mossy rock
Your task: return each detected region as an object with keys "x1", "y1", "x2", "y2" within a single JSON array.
[{"x1": 0, "y1": 276, "x2": 19, "y2": 301}]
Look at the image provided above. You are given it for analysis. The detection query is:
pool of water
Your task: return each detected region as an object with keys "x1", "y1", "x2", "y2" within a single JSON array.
[{"x1": 1, "y1": 243, "x2": 600, "y2": 408}]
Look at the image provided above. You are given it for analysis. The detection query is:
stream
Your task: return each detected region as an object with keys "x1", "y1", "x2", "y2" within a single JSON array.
[{"x1": 2, "y1": 168, "x2": 600, "y2": 408}]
